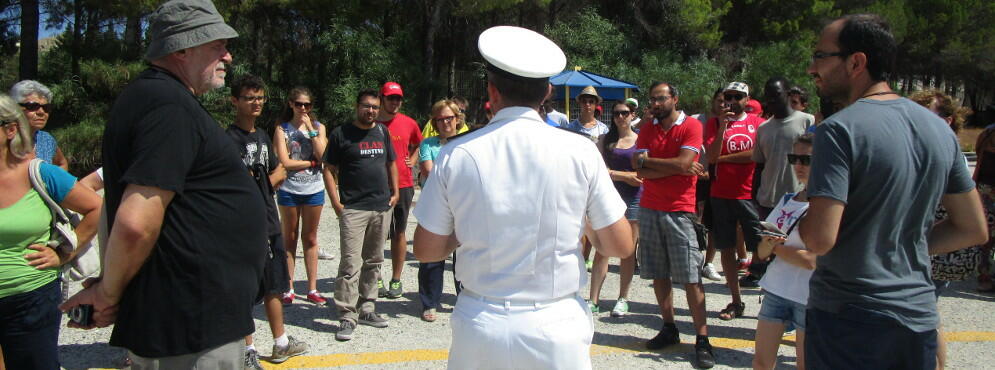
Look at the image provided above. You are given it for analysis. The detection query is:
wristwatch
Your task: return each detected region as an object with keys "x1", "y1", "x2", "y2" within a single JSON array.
[
  {"x1": 308, "y1": 130, "x2": 319, "y2": 138},
  {"x1": 636, "y1": 153, "x2": 646, "y2": 169}
]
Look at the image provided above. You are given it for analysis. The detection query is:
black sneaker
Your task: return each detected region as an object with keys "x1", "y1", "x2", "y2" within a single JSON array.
[
  {"x1": 387, "y1": 279, "x2": 403, "y2": 299},
  {"x1": 694, "y1": 341, "x2": 716, "y2": 368},
  {"x1": 739, "y1": 274, "x2": 761, "y2": 288},
  {"x1": 336, "y1": 320, "x2": 355, "y2": 341},
  {"x1": 358, "y1": 312, "x2": 389, "y2": 328},
  {"x1": 646, "y1": 323, "x2": 680, "y2": 350}
]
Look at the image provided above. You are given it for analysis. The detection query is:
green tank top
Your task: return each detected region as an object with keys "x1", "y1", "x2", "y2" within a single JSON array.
[{"x1": 0, "y1": 189, "x2": 59, "y2": 298}]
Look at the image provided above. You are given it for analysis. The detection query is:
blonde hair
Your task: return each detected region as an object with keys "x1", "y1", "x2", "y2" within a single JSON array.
[
  {"x1": 430, "y1": 99, "x2": 465, "y2": 132},
  {"x1": 0, "y1": 94, "x2": 33, "y2": 158},
  {"x1": 909, "y1": 89, "x2": 972, "y2": 134}
]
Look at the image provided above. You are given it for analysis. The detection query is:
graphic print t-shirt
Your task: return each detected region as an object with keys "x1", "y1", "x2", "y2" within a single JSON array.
[
  {"x1": 226, "y1": 125, "x2": 281, "y2": 236},
  {"x1": 380, "y1": 113, "x2": 422, "y2": 189},
  {"x1": 704, "y1": 114, "x2": 765, "y2": 199},
  {"x1": 324, "y1": 123, "x2": 396, "y2": 211}
]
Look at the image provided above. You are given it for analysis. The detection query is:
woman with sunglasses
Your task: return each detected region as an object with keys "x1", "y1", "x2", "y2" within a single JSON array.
[
  {"x1": 0, "y1": 95, "x2": 101, "y2": 369},
  {"x1": 274, "y1": 87, "x2": 329, "y2": 306},
  {"x1": 9, "y1": 80, "x2": 68, "y2": 170},
  {"x1": 751, "y1": 133, "x2": 816, "y2": 370},
  {"x1": 587, "y1": 101, "x2": 642, "y2": 317}
]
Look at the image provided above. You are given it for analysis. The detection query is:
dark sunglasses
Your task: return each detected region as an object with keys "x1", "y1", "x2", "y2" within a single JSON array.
[
  {"x1": 293, "y1": 101, "x2": 313, "y2": 109},
  {"x1": 723, "y1": 93, "x2": 745, "y2": 101},
  {"x1": 612, "y1": 110, "x2": 631, "y2": 117},
  {"x1": 787, "y1": 154, "x2": 811, "y2": 166},
  {"x1": 19, "y1": 102, "x2": 51, "y2": 112}
]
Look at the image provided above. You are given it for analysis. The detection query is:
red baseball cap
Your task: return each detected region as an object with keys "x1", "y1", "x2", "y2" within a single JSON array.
[
  {"x1": 381, "y1": 82, "x2": 403, "y2": 97},
  {"x1": 484, "y1": 101, "x2": 491, "y2": 112},
  {"x1": 746, "y1": 99, "x2": 763, "y2": 116}
]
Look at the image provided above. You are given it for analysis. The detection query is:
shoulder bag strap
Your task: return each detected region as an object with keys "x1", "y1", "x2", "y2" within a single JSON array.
[{"x1": 27, "y1": 159, "x2": 69, "y2": 224}]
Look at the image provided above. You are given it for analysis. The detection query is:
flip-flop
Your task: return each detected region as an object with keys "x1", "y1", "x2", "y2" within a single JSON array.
[
  {"x1": 422, "y1": 308, "x2": 437, "y2": 322},
  {"x1": 719, "y1": 302, "x2": 745, "y2": 321}
]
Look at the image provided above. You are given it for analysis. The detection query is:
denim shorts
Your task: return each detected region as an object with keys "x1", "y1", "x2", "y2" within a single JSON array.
[
  {"x1": 276, "y1": 190, "x2": 325, "y2": 207},
  {"x1": 758, "y1": 291, "x2": 806, "y2": 330},
  {"x1": 621, "y1": 191, "x2": 641, "y2": 221}
]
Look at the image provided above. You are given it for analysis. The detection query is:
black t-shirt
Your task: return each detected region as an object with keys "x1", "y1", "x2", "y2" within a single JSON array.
[
  {"x1": 101, "y1": 67, "x2": 268, "y2": 357},
  {"x1": 226, "y1": 125, "x2": 281, "y2": 236},
  {"x1": 324, "y1": 122, "x2": 396, "y2": 211}
]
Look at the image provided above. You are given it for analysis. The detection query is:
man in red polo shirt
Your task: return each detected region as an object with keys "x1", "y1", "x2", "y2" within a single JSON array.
[
  {"x1": 633, "y1": 82, "x2": 714, "y2": 368},
  {"x1": 376, "y1": 81, "x2": 423, "y2": 298},
  {"x1": 704, "y1": 82, "x2": 767, "y2": 321}
]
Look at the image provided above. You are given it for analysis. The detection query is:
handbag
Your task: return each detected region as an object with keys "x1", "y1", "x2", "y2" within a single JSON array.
[
  {"x1": 27, "y1": 159, "x2": 100, "y2": 281},
  {"x1": 930, "y1": 203, "x2": 983, "y2": 281}
]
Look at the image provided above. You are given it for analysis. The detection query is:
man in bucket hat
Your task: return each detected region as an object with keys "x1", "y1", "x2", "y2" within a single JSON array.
[
  {"x1": 62, "y1": 0, "x2": 269, "y2": 367},
  {"x1": 413, "y1": 26, "x2": 633, "y2": 369}
]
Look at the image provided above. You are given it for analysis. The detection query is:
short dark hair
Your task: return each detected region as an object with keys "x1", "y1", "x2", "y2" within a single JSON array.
[
  {"x1": 487, "y1": 72, "x2": 548, "y2": 107},
  {"x1": 837, "y1": 14, "x2": 896, "y2": 82},
  {"x1": 230, "y1": 74, "x2": 266, "y2": 97},
  {"x1": 356, "y1": 89, "x2": 379, "y2": 104},
  {"x1": 648, "y1": 81, "x2": 679, "y2": 98},
  {"x1": 788, "y1": 85, "x2": 809, "y2": 104}
]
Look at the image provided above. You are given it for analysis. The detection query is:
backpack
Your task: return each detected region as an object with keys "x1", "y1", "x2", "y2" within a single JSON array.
[{"x1": 27, "y1": 159, "x2": 101, "y2": 282}]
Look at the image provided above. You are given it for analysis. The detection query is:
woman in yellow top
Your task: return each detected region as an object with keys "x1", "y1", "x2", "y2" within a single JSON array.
[{"x1": 0, "y1": 94, "x2": 101, "y2": 369}]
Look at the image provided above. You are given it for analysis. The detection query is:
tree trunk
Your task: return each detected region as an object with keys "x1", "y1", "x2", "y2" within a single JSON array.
[
  {"x1": 18, "y1": 0, "x2": 40, "y2": 80},
  {"x1": 123, "y1": 14, "x2": 142, "y2": 60},
  {"x1": 424, "y1": 0, "x2": 444, "y2": 106},
  {"x1": 71, "y1": 0, "x2": 82, "y2": 76}
]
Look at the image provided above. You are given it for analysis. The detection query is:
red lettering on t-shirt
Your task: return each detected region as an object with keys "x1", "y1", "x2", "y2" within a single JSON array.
[{"x1": 705, "y1": 115, "x2": 765, "y2": 199}]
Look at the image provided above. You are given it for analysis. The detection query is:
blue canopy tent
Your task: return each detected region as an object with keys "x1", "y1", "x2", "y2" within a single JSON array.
[{"x1": 550, "y1": 67, "x2": 640, "y2": 120}]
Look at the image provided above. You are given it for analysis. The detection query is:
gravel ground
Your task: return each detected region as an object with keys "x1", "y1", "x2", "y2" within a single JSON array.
[{"x1": 57, "y1": 190, "x2": 995, "y2": 369}]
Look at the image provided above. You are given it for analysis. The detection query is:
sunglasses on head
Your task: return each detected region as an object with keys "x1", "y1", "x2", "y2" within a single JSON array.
[
  {"x1": 19, "y1": 102, "x2": 50, "y2": 112},
  {"x1": 612, "y1": 110, "x2": 631, "y2": 117},
  {"x1": 787, "y1": 154, "x2": 811, "y2": 166},
  {"x1": 723, "y1": 93, "x2": 745, "y2": 101},
  {"x1": 293, "y1": 101, "x2": 313, "y2": 109}
]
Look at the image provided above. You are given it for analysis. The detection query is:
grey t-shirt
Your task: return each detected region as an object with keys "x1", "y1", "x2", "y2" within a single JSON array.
[
  {"x1": 807, "y1": 97, "x2": 974, "y2": 332},
  {"x1": 753, "y1": 110, "x2": 815, "y2": 207}
]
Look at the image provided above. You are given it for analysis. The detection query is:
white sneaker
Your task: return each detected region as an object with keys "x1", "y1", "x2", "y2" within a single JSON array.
[
  {"x1": 317, "y1": 249, "x2": 335, "y2": 260},
  {"x1": 702, "y1": 263, "x2": 722, "y2": 281}
]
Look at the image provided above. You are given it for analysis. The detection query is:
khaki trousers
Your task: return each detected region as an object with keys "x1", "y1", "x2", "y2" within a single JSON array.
[
  {"x1": 334, "y1": 207, "x2": 390, "y2": 323},
  {"x1": 129, "y1": 338, "x2": 243, "y2": 370}
]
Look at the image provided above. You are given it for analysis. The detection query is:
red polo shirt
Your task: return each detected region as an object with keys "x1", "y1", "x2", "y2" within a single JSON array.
[{"x1": 636, "y1": 113, "x2": 702, "y2": 213}]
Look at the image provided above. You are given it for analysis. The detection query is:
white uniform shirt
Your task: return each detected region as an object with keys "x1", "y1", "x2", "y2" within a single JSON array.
[{"x1": 413, "y1": 107, "x2": 626, "y2": 300}]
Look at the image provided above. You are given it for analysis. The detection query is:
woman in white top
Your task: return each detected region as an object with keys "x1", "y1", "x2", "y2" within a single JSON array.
[
  {"x1": 274, "y1": 87, "x2": 330, "y2": 305},
  {"x1": 752, "y1": 133, "x2": 817, "y2": 370}
]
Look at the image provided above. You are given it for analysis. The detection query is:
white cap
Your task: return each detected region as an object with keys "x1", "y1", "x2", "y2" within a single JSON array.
[
  {"x1": 724, "y1": 82, "x2": 750, "y2": 96},
  {"x1": 478, "y1": 26, "x2": 566, "y2": 79}
]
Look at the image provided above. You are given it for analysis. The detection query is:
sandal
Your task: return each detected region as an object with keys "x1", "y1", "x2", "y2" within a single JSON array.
[
  {"x1": 719, "y1": 302, "x2": 745, "y2": 321},
  {"x1": 421, "y1": 308, "x2": 437, "y2": 322}
]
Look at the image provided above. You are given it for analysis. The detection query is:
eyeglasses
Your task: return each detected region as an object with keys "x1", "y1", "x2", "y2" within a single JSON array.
[
  {"x1": 786, "y1": 154, "x2": 811, "y2": 166},
  {"x1": 359, "y1": 103, "x2": 380, "y2": 111},
  {"x1": 240, "y1": 95, "x2": 267, "y2": 103},
  {"x1": 433, "y1": 116, "x2": 456, "y2": 124},
  {"x1": 293, "y1": 101, "x2": 313, "y2": 109},
  {"x1": 612, "y1": 110, "x2": 631, "y2": 117},
  {"x1": 648, "y1": 95, "x2": 672, "y2": 104},
  {"x1": 723, "y1": 93, "x2": 745, "y2": 101},
  {"x1": 19, "y1": 102, "x2": 50, "y2": 112},
  {"x1": 812, "y1": 51, "x2": 848, "y2": 62}
]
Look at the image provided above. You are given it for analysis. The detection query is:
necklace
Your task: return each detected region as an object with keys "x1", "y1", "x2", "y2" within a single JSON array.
[{"x1": 860, "y1": 91, "x2": 898, "y2": 99}]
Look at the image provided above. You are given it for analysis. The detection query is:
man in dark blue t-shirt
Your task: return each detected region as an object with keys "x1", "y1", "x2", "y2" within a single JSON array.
[
  {"x1": 323, "y1": 89, "x2": 398, "y2": 341},
  {"x1": 799, "y1": 14, "x2": 987, "y2": 370}
]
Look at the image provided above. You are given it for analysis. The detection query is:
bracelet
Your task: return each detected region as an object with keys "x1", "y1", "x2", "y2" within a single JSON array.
[
  {"x1": 309, "y1": 160, "x2": 317, "y2": 168},
  {"x1": 308, "y1": 130, "x2": 318, "y2": 138}
]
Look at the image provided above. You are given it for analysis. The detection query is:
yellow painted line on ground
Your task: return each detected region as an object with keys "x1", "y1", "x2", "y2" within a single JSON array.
[{"x1": 264, "y1": 331, "x2": 995, "y2": 369}]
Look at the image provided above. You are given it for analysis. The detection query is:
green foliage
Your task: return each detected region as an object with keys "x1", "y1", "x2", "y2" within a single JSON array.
[
  {"x1": 51, "y1": 117, "x2": 103, "y2": 176},
  {"x1": 631, "y1": 51, "x2": 731, "y2": 115},
  {"x1": 739, "y1": 37, "x2": 820, "y2": 111}
]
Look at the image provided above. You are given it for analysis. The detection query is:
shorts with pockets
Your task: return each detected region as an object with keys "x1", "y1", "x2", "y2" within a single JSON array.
[{"x1": 638, "y1": 208, "x2": 703, "y2": 284}]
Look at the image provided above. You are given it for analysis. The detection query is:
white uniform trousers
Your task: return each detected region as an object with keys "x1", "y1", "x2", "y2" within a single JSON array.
[{"x1": 448, "y1": 289, "x2": 593, "y2": 370}]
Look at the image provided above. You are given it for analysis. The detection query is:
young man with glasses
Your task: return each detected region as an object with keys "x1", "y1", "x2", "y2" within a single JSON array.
[
  {"x1": 325, "y1": 89, "x2": 399, "y2": 341},
  {"x1": 225, "y1": 74, "x2": 309, "y2": 369},
  {"x1": 704, "y1": 81, "x2": 766, "y2": 321},
  {"x1": 375, "y1": 81, "x2": 423, "y2": 299},
  {"x1": 632, "y1": 82, "x2": 715, "y2": 368},
  {"x1": 798, "y1": 14, "x2": 986, "y2": 369}
]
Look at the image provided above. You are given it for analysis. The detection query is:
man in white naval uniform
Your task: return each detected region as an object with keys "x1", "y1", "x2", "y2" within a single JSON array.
[{"x1": 412, "y1": 26, "x2": 634, "y2": 370}]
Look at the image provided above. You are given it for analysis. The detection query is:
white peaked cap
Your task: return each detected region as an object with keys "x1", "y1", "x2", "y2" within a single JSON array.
[{"x1": 478, "y1": 26, "x2": 566, "y2": 79}]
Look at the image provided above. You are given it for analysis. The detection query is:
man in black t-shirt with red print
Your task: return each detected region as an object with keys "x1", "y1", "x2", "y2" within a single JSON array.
[{"x1": 323, "y1": 89, "x2": 399, "y2": 341}]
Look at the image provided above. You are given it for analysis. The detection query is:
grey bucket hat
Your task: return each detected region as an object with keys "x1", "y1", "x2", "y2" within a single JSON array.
[{"x1": 145, "y1": 0, "x2": 238, "y2": 61}]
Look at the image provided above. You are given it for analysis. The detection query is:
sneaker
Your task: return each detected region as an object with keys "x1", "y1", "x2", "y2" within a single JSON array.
[
  {"x1": 585, "y1": 259, "x2": 594, "y2": 272},
  {"x1": 646, "y1": 324, "x2": 680, "y2": 350},
  {"x1": 306, "y1": 291, "x2": 327, "y2": 305},
  {"x1": 387, "y1": 279, "x2": 403, "y2": 299},
  {"x1": 738, "y1": 258, "x2": 751, "y2": 272},
  {"x1": 694, "y1": 341, "x2": 716, "y2": 369},
  {"x1": 377, "y1": 279, "x2": 388, "y2": 298},
  {"x1": 587, "y1": 300, "x2": 600, "y2": 314},
  {"x1": 244, "y1": 348, "x2": 263, "y2": 370},
  {"x1": 336, "y1": 320, "x2": 355, "y2": 341},
  {"x1": 610, "y1": 298, "x2": 629, "y2": 317},
  {"x1": 270, "y1": 336, "x2": 308, "y2": 364},
  {"x1": 317, "y1": 249, "x2": 335, "y2": 260},
  {"x1": 701, "y1": 263, "x2": 722, "y2": 281},
  {"x1": 739, "y1": 274, "x2": 761, "y2": 288},
  {"x1": 358, "y1": 312, "x2": 389, "y2": 328},
  {"x1": 281, "y1": 292, "x2": 294, "y2": 305}
]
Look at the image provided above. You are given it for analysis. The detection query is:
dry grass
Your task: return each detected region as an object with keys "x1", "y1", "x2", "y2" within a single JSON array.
[{"x1": 960, "y1": 127, "x2": 984, "y2": 152}]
